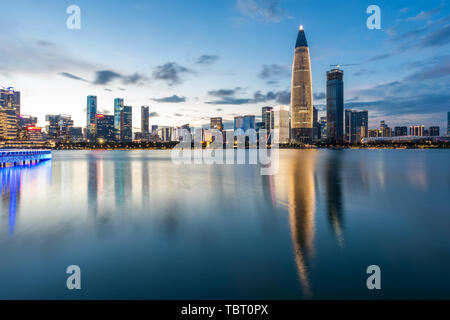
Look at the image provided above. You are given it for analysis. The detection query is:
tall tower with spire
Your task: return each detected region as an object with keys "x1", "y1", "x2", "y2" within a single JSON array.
[{"x1": 291, "y1": 25, "x2": 314, "y2": 143}]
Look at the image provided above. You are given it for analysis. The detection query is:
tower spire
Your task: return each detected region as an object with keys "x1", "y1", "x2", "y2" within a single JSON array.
[{"x1": 295, "y1": 26, "x2": 308, "y2": 48}]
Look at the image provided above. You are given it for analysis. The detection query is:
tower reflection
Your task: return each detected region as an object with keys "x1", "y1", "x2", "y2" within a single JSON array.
[
  {"x1": 325, "y1": 151, "x2": 344, "y2": 245},
  {"x1": 288, "y1": 150, "x2": 317, "y2": 297}
]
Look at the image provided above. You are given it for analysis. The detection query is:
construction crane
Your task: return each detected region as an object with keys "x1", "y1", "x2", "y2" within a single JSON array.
[{"x1": 329, "y1": 63, "x2": 361, "y2": 69}]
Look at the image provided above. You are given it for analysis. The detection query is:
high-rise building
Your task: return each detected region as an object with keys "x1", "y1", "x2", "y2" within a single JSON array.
[
  {"x1": 319, "y1": 116, "x2": 327, "y2": 139},
  {"x1": 0, "y1": 87, "x2": 20, "y2": 117},
  {"x1": 291, "y1": 25, "x2": 314, "y2": 142},
  {"x1": 447, "y1": 112, "x2": 450, "y2": 136},
  {"x1": 243, "y1": 115, "x2": 255, "y2": 132},
  {"x1": 157, "y1": 126, "x2": 171, "y2": 142},
  {"x1": 18, "y1": 115, "x2": 38, "y2": 140},
  {"x1": 151, "y1": 125, "x2": 158, "y2": 134},
  {"x1": 271, "y1": 105, "x2": 290, "y2": 144},
  {"x1": 409, "y1": 125, "x2": 424, "y2": 136},
  {"x1": 210, "y1": 117, "x2": 223, "y2": 131},
  {"x1": 313, "y1": 106, "x2": 319, "y2": 140},
  {"x1": 380, "y1": 121, "x2": 392, "y2": 137},
  {"x1": 345, "y1": 110, "x2": 368, "y2": 143},
  {"x1": 262, "y1": 106, "x2": 273, "y2": 133},
  {"x1": 96, "y1": 114, "x2": 115, "y2": 142},
  {"x1": 114, "y1": 98, "x2": 124, "y2": 141},
  {"x1": 46, "y1": 114, "x2": 74, "y2": 142},
  {"x1": 120, "y1": 106, "x2": 132, "y2": 142},
  {"x1": 429, "y1": 126, "x2": 440, "y2": 136},
  {"x1": 86, "y1": 96, "x2": 97, "y2": 141},
  {"x1": 70, "y1": 127, "x2": 84, "y2": 143},
  {"x1": 141, "y1": 106, "x2": 149, "y2": 137},
  {"x1": 394, "y1": 126, "x2": 408, "y2": 136},
  {"x1": 0, "y1": 109, "x2": 18, "y2": 140},
  {"x1": 327, "y1": 68, "x2": 344, "y2": 143}
]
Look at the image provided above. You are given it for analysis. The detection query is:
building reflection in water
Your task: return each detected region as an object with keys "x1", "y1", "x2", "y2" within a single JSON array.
[
  {"x1": 87, "y1": 155, "x2": 99, "y2": 216},
  {"x1": 325, "y1": 151, "x2": 344, "y2": 246},
  {"x1": 288, "y1": 150, "x2": 317, "y2": 297},
  {"x1": 0, "y1": 161, "x2": 52, "y2": 236},
  {"x1": 114, "y1": 160, "x2": 132, "y2": 210}
]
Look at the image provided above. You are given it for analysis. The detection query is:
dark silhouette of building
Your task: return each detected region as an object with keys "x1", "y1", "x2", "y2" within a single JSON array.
[
  {"x1": 345, "y1": 110, "x2": 368, "y2": 143},
  {"x1": 326, "y1": 69, "x2": 344, "y2": 143},
  {"x1": 429, "y1": 126, "x2": 440, "y2": 136},
  {"x1": 394, "y1": 126, "x2": 408, "y2": 137}
]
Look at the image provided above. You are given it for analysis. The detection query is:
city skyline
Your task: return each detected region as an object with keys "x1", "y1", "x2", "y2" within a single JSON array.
[{"x1": 0, "y1": 0, "x2": 449, "y2": 132}]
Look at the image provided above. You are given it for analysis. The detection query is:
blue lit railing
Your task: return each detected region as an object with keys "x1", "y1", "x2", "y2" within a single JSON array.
[{"x1": 0, "y1": 149, "x2": 52, "y2": 167}]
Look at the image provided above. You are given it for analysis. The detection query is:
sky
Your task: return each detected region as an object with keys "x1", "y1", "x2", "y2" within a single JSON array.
[{"x1": 0, "y1": 0, "x2": 449, "y2": 132}]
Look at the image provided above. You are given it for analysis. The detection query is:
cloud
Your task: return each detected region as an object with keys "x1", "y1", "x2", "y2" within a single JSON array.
[
  {"x1": 236, "y1": 0, "x2": 290, "y2": 22},
  {"x1": 406, "y1": 7, "x2": 442, "y2": 21},
  {"x1": 419, "y1": 24, "x2": 450, "y2": 48},
  {"x1": 174, "y1": 113, "x2": 184, "y2": 117},
  {"x1": 369, "y1": 53, "x2": 393, "y2": 61},
  {"x1": 122, "y1": 72, "x2": 149, "y2": 84},
  {"x1": 149, "y1": 112, "x2": 160, "y2": 118},
  {"x1": 152, "y1": 95, "x2": 186, "y2": 103},
  {"x1": 313, "y1": 92, "x2": 326, "y2": 100},
  {"x1": 196, "y1": 54, "x2": 220, "y2": 65},
  {"x1": 353, "y1": 69, "x2": 376, "y2": 77},
  {"x1": 59, "y1": 72, "x2": 89, "y2": 82},
  {"x1": 92, "y1": 70, "x2": 148, "y2": 85},
  {"x1": 93, "y1": 70, "x2": 123, "y2": 85},
  {"x1": 208, "y1": 87, "x2": 242, "y2": 97},
  {"x1": 403, "y1": 55, "x2": 450, "y2": 81},
  {"x1": 205, "y1": 89, "x2": 290, "y2": 105},
  {"x1": 258, "y1": 64, "x2": 290, "y2": 83},
  {"x1": 0, "y1": 35, "x2": 95, "y2": 75},
  {"x1": 346, "y1": 59, "x2": 450, "y2": 120},
  {"x1": 152, "y1": 62, "x2": 193, "y2": 85},
  {"x1": 36, "y1": 40, "x2": 54, "y2": 47}
]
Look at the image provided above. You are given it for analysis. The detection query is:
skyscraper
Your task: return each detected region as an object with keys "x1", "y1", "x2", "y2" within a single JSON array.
[
  {"x1": 327, "y1": 68, "x2": 344, "y2": 143},
  {"x1": 86, "y1": 95, "x2": 97, "y2": 141},
  {"x1": 394, "y1": 126, "x2": 408, "y2": 137},
  {"x1": 409, "y1": 125, "x2": 424, "y2": 136},
  {"x1": 46, "y1": 114, "x2": 74, "y2": 142},
  {"x1": 141, "y1": 106, "x2": 149, "y2": 137},
  {"x1": 262, "y1": 106, "x2": 273, "y2": 133},
  {"x1": 210, "y1": 117, "x2": 223, "y2": 131},
  {"x1": 120, "y1": 106, "x2": 132, "y2": 142},
  {"x1": 447, "y1": 112, "x2": 450, "y2": 136},
  {"x1": 0, "y1": 109, "x2": 18, "y2": 140},
  {"x1": 96, "y1": 114, "x2": 115, "y2": 142},
  {"x1": 114, "y1": 98, "x2": 124, "y2": 141},
  {"x1": 291, "y1": 25, "x2": 314, "y2": 143},
  {"x1": 344, "y1": 110, "x2": 368, "y2": 143},
  {"x1": 234, "y1": 116, "x2": 244, "y2": 132},
  {"x1": 271, "y1": 105, "x2": 290, "y2": 144},
  {"x1": 429, "y1": 126, "x2": 440, "y2": 136},
  {"x1": 0, "y1": 87, "x2": 20, "y2": 117}
]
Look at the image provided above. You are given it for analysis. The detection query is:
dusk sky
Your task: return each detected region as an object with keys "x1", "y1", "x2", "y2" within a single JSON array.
[{"x1": 0, "y1": 0, "x2": 449, "y2": 131}]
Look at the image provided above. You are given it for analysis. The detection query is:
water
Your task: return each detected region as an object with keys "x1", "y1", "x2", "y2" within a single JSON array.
[{"x1": 0, "y1": 149, "x2": 449, "y2": 299}]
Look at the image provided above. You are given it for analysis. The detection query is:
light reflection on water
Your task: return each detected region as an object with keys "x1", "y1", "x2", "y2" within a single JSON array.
[{"x1": 0, "y1": 149, "x2": 449, "y2": 299}]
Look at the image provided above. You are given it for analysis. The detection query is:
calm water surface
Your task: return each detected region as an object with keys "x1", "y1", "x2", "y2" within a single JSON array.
[{"x1": 0, "y1": 149, "x2": 449, "y2": 299}]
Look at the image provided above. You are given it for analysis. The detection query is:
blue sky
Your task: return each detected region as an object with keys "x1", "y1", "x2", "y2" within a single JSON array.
[{"x1": 0, "y1": 0, "x2": 449, "y2": 131}]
